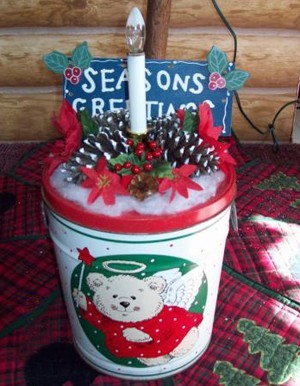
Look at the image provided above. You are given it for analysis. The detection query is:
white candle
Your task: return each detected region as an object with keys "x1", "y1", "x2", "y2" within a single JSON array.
[{"x1": 126, "y1": 7, "x2": 147, "y2": 135}]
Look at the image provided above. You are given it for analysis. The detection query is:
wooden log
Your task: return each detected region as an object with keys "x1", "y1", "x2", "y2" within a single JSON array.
[
  {"x1": 0, "y1": 89, "x2": 295, "y2": 142},
  {"x1": 0, "y1": 0, "x2": 147, "y2": 28},
  {"x1": 145, "y1": 0, "x2": 172, "y2": 59},
  {"x1": 166, "y1": 32, "x2": 300, "y2": 89},
  {"x1": 0, "y1": 0, "x2": 298, "y2": 30},
  {"x1": 0, "y1": 34, "x2": 126, "y2": 87},
  {"x1": 0, "y1": 32, "x2": 299, "y2": 88},
  {"x1": 0, "y1": 91, "x2": 61, "y2": 142},
  {"x1": 170, "y1": 0, "x2": 300, "y2": 30}
]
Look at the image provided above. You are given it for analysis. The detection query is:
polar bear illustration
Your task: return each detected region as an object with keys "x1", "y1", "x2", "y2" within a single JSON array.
[{"x1": 73, "y1": 268, "x2": 203, "y2": 366}]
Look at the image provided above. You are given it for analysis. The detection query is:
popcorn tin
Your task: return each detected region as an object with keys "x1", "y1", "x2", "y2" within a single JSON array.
[{"x1": 42, "y1": 163, "x2": 236, "y2": 380}]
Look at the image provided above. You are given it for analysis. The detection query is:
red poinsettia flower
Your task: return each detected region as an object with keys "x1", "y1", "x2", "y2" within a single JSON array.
[
  {"x1": 198, "y1": 102, "x2": 223, "y2": 140},
  {"x1": 52, "y1": 100, "x2": 82, "y2": 158},
  {"x1": 77, "y1": 247, "x2": 95, "y2": 266},
  {"x1": 198, "y1": 103, "x2": 236, "y2": 166},
  {"x1": 215, "y1": 140, "x2": 236, "y2": 167},
  {"x1": 81, "y1": 157, "x2": 128, "y2": 205},
  {"x1": 45, "y1": 100, "x2": 82, "y2": 176},
  {"x1": 159, "y1": 164, "x2": 202, "y2": 202}
]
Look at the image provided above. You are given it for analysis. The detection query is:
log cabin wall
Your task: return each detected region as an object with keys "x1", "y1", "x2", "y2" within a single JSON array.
[
  {"x1": 0, "y1": 0, "x2": 299, "y2": 142},
  {"x1": 167, "y1": 0, "x2": 300, "y2": 142}
]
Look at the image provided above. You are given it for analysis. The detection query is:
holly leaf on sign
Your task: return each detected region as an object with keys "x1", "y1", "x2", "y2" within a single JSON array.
[
  {"x1": 224, "y1": 70, "x2": 250, "y2": 91},
  {"x1": 43, "y1": 51, "x2": 69, "y2": 74},
  {"x1": 207, "y1": 46, "x2": 229, "y2": 75},
  {"x1": 77, "y1": 109, "x2": 98, "y2": 137},
  {"x1": 182, "y1": 109, "x2": 198, "y2": 133},
  {"x1": 72, "y1": 42, "x2": 92, "y2": 69}
]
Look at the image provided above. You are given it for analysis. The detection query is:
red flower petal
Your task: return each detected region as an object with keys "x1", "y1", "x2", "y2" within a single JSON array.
[
  {"x1": 81, "y1": 178, "x2": 95, "y2": 188},
  {"x1": 198, "y1": 103, "x2": 222, "y2": 140},
  {"x1": 175, "y1": 164, "x2": 198, "y2": 177},
  {"x1": 81, "y1": 167, "x2": 99, "y2": 182},
  {"x1": 158, "y1": 178, "x2": 172, "y2": 194},
  {"x1": 183, "y1": 177, "x2": 203, "y2": 192},
  {"x1": 80, "y1": 158, "x2": 128, "y2": 205},
  {"x1": 45, "y1": 100, "x2": 82, "y2": 176},
  {"x1": 102, "y1": 189, "x2": 116, "y2": 205},
  {"x1": 95, "y1": 157, "x2": 107, "y2": 173},
  {"x1": 175, "y1": 180, "x2": 189, "y2": 198},
  {"x1": 87, "y1": 186, "x2": 102, "y2": 204},
  {"x1": 159, "y1": 166, "x2": 202, "y2": 203},
  {"x1": 50, "y1": 140, "x2": 65, "y2": 156},
  {"x1": 215, "y1": 142, "x2": 237, "y2": 165},
  {"x1": 169, "y1": 187, "x2": 176, "y2": 202}
]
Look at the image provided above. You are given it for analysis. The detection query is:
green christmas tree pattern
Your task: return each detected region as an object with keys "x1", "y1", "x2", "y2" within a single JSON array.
[
  {"x1": 237, "y1": 318, "x2": 300, "y2": 385},
  {"x1": 291, "y1": 198, "x2": 300, "y2": 209},
  {"x1": 255, "y1": 172, "x2": 300, "y2": 191},
  {"x1": 214, "y1": 361, "x2": 260, "y2": 386}
]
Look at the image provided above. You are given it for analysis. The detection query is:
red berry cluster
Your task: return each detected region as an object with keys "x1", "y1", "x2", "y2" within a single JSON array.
[
  {"x1": 208, "y1": 72, "x2": 226, "y2": 91},
  {"x1": 113, "y1": 139, "x2": 163, "y2": 175},
  {"x1": 64, "y1": 66, "x2": 82, "y2": 85}
]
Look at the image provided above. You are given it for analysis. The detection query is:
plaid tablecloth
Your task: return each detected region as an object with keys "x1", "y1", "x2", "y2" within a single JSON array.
[{"x1": 0, "y1": 142, "x2": 299, "y2": 385}]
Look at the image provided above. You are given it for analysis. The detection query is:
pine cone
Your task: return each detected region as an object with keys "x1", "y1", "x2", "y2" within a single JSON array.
[
  {"x1": 128, "y1": 172, "x2": 159, "y2": 201},
  {"x1": 147, "y1": 115, "x2": 219, "y2": 176},
  {"x1": 94, "y1": 109, "x2": 130, "y2": 132},
  {"x1": 62, "y1": 110, "x2": 131, "y2": 184}
]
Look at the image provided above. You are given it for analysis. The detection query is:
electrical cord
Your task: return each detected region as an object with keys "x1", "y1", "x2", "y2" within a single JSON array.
[
  {"x1": 211, "y1": 0, "x2": 237, "y2": 63},
  {"x1": 211, "y1": 0, "x2": 300, "y2": 152},
  {"x1": 234, "y1": 92, "x2": 300, "y2": 152}
]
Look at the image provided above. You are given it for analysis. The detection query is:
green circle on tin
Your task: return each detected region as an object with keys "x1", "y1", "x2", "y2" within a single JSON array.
[{"x1": 71, "y1": 254, "x2": 208, "y2": 368}]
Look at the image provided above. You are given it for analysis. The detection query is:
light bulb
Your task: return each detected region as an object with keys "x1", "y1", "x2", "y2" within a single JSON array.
[{"x1": 126, "y1": 7, "x2": 146, "y2": 54}]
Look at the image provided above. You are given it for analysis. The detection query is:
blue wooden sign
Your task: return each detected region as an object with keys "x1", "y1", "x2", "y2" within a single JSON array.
[
  {"x1": 63, "y1": 58, "x2": 233, "y2": 136},
  {"x1": 44, "y1": 44, "x2": 249, "y2": 137}
]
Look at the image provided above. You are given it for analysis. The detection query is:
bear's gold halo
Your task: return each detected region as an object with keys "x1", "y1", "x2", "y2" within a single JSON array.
[{"x1": 102, "y1": 260, "x2": 147, "y2": 274}]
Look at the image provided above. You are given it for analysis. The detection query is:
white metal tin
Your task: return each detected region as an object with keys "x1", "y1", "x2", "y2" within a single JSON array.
[{"x1": 46, "y1": 204, "x2": 231, "y2": 380}]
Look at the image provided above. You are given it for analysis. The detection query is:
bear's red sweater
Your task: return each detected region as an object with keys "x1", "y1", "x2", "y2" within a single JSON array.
[{"x1": 80, "y1": 297, "x2": 203, "y2": 358}]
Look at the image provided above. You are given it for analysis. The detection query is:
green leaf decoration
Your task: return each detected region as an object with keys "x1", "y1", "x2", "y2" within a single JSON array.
[
  {"x1": 43, "y1": 51, "x2": 69, "y2": 74},
  {"x1": 116, "y1": 168, "x2": 132, "y2": 176},
  {"x1": 224, "y1": 70, "x2": 250, "y2": 91},
  {"x1": 108, "y1": 154, "x2": 141, "y2": 175},
  {"x1": 237, "y1": 318, "x2": 300, "y2": 385},
  {"x1": 213, "y1": 361, "x2": 260, "y2": 386},
  {"x1": 71, "y1": 42, "x2": 92, "y2": 69},
  {"x1": 182, "y1": 109, "x2": 198, "y2": 133},
  {"x1": 255, "y1": 171, "x2": 300, "y2": 191},
  {"x1": 207, "y1": 46, "x2": 229, "y2": 75},
  {"x1": 77, "y1": 109, "x2": 98, "y2": 137},
  {"x1": 152, "y1": 161, "x2": 173, "y2": 179}
]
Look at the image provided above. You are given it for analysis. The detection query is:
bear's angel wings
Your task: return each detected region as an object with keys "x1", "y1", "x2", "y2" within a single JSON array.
[{"x1": 154, "y1": 265, "x2": 204, "y2": 310}]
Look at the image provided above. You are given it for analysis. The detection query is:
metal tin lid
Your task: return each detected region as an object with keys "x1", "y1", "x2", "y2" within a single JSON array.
[{"x1": 42, "y1": 164, "x2": 236, "y2": 234}]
